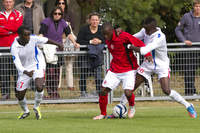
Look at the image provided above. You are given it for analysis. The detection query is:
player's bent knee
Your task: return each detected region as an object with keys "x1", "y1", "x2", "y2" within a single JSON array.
[
  {"x1": 35, "y1": 79, "x2": 45, "y2": 92},
  {"x1": 100, "y1": 87, "x2": 110, "y2": 96},
  {"x1": 35, "y1": 83, "x2": 44, "y2": 92},
  {"x1": 15, "y1": 91, "x2": 26, "y2": 101},
  {"x1": 124, "y1": 89, "x2": 132, "y2": 99},
  {"x1": 162, "y1": 88, "x2": 170, "y2": 95},
  {"x1": 36, "y1": 86, "x2": 43, "y2": 92}
]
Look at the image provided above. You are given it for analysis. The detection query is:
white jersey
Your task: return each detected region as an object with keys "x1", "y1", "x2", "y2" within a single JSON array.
[
  {"x1": 11, "y1": 35, "x2": 48, "y2": 75},
  {"x1": 134, "y1": 27, "x2": 169, "y2": 70}
]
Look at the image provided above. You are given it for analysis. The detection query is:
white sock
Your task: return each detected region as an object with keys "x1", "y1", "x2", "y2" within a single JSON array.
[
  {"x1": 18, "y1": 98, "x2": 29, "y2": 113},
  {"x1": 120, "y1": 93, "x2": 128, "y2": 105},
  {"x1": 169, "y1": 90, "x2": 190, "y2": 108},
  {"x1": 34, "y1": 90, "x2": 44, "y2": 109}
]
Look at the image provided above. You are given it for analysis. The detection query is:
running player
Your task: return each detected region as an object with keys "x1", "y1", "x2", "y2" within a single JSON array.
[
  {"x1": 11, "y1": 26, "x2": 63, "y2": 120},
  {"x1": 93, "y1": 22, "x2": 152, "y2": 120},
  {"x1": 127, "y1": 17, "x2": 197, "y2": 118}
]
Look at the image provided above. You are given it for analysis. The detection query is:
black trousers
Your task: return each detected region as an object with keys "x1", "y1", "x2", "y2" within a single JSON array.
[
  {"x1": 182, "y1": 52, "x2": 199, "y2": 95},
  {"x1": 79, "y1": 66, "x2": 103, "y2": 94}
]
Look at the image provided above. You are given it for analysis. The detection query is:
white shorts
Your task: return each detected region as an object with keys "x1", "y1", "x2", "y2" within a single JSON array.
[
  {"x1": 16, "y1": 68, "x2": 45, "y2": 91},
  {"x1": 137, "y1": 61, "x2": 170, "y2": 80},
  {"x1": 102, "y1": 70, "x2": 136, "y2": 90}
]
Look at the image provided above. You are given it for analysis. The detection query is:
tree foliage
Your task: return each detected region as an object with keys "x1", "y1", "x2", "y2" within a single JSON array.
[
  {"x1": 1, "y1": 0, "x2": 192, "y2": 42},
  {"x1": 76, "y1": 0, "x2": 193, "y2": 42}
]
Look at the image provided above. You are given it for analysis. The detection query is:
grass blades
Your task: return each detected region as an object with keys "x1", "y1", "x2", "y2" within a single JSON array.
[{"x1": 0, "y1": 101, "x2": 199, "y2": 133}]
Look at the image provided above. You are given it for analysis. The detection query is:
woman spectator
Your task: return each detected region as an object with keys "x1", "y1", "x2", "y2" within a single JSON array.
[
  {"x1": 77, "y1": 12, "x2": 105, "y2": 97},
  {"x1": 39, "y1": 7, "x2": 79, "y2": 98},
  {"x1": 55, "y1": 0, "x2": 77, "y2": 91}
]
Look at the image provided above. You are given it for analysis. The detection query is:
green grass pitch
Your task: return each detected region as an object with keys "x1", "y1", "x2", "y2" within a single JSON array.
[{"x1": 0, "y1": 101, "x2": 199, "y2": 133}]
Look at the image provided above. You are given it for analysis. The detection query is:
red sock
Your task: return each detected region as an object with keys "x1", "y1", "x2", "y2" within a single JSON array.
[
  {"x1": 127, "y1": 93, "x2": 135, "y2": 106},
  {"x1": 99, "y1": 94, "x2": 108, "y2": 115}
]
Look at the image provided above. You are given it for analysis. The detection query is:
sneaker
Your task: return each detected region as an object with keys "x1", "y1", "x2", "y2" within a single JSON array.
[
  {"x1": 107, "y1": 114, "x2": 116, "y2": 119},
  {"x1": 128, "y1": 106, "x2": 136, "y2": 118},
  {"x1": 187, "y1": 104, "x2": 197, "y2": 118},
  {"x1": 18, "y1": 112, "x2": 30, "y2": 119},
  {"x1": 33, "y1": 107, "x2": 42, "y2": 120},
  {"x1": 93, "y1": 114, "x2": 106, "y2": 120}
]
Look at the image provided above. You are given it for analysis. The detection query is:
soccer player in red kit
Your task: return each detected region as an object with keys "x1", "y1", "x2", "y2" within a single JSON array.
[{"x1": 93, "y1": 22, "x2": 152, "y2": 120}]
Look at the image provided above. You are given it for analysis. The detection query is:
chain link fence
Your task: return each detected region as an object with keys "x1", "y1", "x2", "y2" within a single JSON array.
[{"x1": 0, "y1": 43, "x2": 200, "y2": 104}]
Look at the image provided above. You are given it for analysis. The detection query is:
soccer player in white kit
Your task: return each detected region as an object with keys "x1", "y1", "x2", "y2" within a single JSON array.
[
  {"x1": 128, "y1": 17, "x2": 197, "y2": 118},
  {"x1": 11, "y1": 26, "x2": 63, "y2": 120}
]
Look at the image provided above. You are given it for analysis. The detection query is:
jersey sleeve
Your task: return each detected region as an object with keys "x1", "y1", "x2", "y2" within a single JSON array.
[
  {"x1": 140, "y1": 33, "x2": 164, "y2": 55},
  {"x1": 11, "y1": 44, "x2": 25, "y2": 74},
  {"x1": 175, "y1": 15, "x2": 186, "y2": 42},
  {"x1": 64, "y1": 25, "x2": 71, "y2": 37},
  {"x1": 133, "y1": 28, "x2": 145, "y2": 40},
  {"x1": 124, "y1": 33, "x2": 151, "y2": 57},
  {"x1": 33, "y1": 36, "x2": 48, "y2": 46}
]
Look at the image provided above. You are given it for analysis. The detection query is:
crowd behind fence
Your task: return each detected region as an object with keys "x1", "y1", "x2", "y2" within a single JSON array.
[{"x1": 0, "y1": 43, "x2": 200, "y2": 104}]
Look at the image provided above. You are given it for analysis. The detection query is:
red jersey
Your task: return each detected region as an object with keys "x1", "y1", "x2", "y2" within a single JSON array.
[
  {"x1": 0, "y1": 9, "x2": 23, "y2": 47},
  {"x1": 106, "y1": 30, "x2": 151, "y2": 73}
]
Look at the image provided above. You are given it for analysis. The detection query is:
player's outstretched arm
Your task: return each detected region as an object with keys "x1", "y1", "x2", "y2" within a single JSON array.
[
  {"x1": 127, "y1": 44, "x2": 153, "y2": 62},
  {"x1": 127, "y1": 44, "x2": 140, "y2": 53},
  {"x1": 47, "y1": 39, "x2": 64, "y2": 51}
]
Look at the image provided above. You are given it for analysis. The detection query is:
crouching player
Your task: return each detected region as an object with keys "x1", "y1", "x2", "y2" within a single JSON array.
[
  {"x1": 93, "y1": 22, "x2": 152, "y2": 120},
  {"x1": 127, "y1": 17, "x2": 197, "y2": 118},
  {"x1": 11, "y1": 26, "x2": 63, "y2": 120}
]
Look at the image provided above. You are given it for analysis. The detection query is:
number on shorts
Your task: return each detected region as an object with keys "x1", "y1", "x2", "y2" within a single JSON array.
[{"x1": 18, "y1": 82, "x2": 24, "y2": 89}]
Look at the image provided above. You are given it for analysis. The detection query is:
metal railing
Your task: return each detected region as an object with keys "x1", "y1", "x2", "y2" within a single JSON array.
[{"x1": 0, "y1": 43, "x2": 200, "y2": 104}]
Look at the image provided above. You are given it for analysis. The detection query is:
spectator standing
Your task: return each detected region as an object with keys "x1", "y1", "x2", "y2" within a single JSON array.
[
  {"x1": 15, "y1": 0, "x2": 45, "y2": 35},
  {"x1": 175, "y1": 0, "x2": 200, "y2": 96},
  {"x1": 39, "y1": 7, "x2": 79, "y2": 98},
  {"x1": 14, "y1": 0, "x2": 42, "y2": 6},
  {"x1": 11, "y1": 26, "x2": 63, "y2": 120},
  {"x1": 55, "y1": 0, "x2": 75, "y2": 30},
  {"x1": 55, "y1": 0, "x2": 77, "y2": 91},
  {"x1": 77, "y1": 12, "x2": 105, "y2": 97},
  {"x1": 0, "y1": 0, "x2": 23, "y2": 99}
]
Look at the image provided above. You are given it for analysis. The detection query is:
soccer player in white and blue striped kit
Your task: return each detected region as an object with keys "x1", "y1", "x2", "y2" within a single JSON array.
[
  {"x1": 11, "y1": 26, "x2": 63, "y2": 120},
  {"x1": 128, "y1": 17, "x2": 197, "y2": 118}
]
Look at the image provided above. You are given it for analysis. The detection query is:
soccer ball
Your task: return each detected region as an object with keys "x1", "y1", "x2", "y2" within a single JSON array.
[{"x1": 112, "y1": 103, "x2": 127, "y2": 118}]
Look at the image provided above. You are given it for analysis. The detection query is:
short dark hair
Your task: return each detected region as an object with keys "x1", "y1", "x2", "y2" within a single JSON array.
[
  {"x1": 102, "y1": 22, "x2": 113, "y2": 33},
  {"x1": 193, "y1": 0, "x2": 200, "y2": 6},
  {"x1": 143, "y1": 17, "x2": 157, "y2": 26},
  {"x1": 114, "y1": 24, "x2": 121, "y2": 29},
  {"x1": 17, "y1": 25, "x2": 30, "y2": 35},
  {"x1": 88, "y1": 12, "x2": 100, "y2": 19}
]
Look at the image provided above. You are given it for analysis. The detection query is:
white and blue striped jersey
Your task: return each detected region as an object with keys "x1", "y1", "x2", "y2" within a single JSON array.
[
  {"x1": 134, "y1": 27, "x2": 169, "y2": 70},
  {"x1": 11, "y1": 35, "x2": 48, "y2": 75}
]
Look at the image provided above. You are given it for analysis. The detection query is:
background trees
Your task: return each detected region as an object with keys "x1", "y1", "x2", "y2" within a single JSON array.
[
  {"x1": 74, "y1": 0, "x2": 193, "y2": 42},
  {"x1": 0, "y1": 0, "x2": 193, "y2": 42}
]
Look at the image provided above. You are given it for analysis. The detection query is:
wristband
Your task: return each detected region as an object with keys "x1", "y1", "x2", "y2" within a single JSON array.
[{"x1": 127, "y1": 44, "x2": 131, "y2": 49}]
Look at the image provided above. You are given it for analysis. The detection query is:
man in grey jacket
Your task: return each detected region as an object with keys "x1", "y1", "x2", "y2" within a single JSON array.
[
  {"x1": 15, "y1": 0, "x2": 45, "y2": 35},
  {"x1": 175, "y1": 0, "x2": 200, "y2": 96}
]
